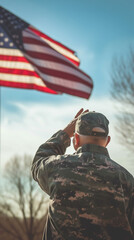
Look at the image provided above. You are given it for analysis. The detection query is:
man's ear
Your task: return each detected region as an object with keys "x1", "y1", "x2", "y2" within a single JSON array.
[
  {"x1": 74, "y1": 133, "x2": 80, "y2": 150},
  {"x1": 105, "y1": 136, "x2": 111, "y2": 147}
]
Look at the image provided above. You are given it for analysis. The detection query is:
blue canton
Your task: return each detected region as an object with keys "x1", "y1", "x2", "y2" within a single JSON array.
[{"x1": 0, "y1": 6, "x2": 29, "y2": 50}]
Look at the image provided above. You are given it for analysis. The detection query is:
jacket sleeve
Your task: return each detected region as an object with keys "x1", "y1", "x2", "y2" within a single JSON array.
[
  {"x1": 31, "y1": 130, "x2": 70, "y2": 194},
  {"x1": 130, "y1": 181, "x2": 134, "y2": 234},
  {"x1": 126, "y1": 177, "x2": 134, "y2": 235}
]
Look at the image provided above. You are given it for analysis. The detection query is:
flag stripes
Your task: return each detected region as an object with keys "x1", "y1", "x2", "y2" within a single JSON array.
[
  {"x1": 0, "y1": 6, "x2": 93, "y2": 99},
  {"x1": 0, "y1": 80, "x2": 57, "y2": 94},
  {"x1": 28, "y1": 26, "x2": 80, "y2": 66},
  {"x1": 0, "y1": 68, "x2": 39, "y2": 77},
  {"x1": 23, "y1": 29, "x2": 80, "y2": 68},
  {"x1": 24, "y1": 53, "x2": 92, "y2": 84},
  {"x1": 22, "y1": 27, "x2": 93, "y2": 98},
  {"x1": 0, "y1": 48, "x2": 57, "y2": 94}
]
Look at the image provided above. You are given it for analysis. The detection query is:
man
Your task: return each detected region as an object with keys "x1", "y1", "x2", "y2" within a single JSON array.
[{"x1": 32, "y1": 109, "x2": 134, "y2": 240}]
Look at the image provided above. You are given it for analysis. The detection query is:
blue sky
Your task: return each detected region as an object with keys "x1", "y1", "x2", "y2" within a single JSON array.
[
  {"x1": 1, "y1": 0, "x2": 134, "y2": 174},
  {"x1": 1, "y1": 0, "x2": 134, "y2": 104}
]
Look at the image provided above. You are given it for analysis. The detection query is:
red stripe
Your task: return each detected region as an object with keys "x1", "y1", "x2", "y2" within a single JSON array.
[
  {"x1": 0, "y1": 67, "x2": 39, "y2": 77},
  {"x1": 0, "y1": 55, "x2": 29, "y2": 62},
  {"x1": 23, "y1": 36, "x2": 49, "y2": 47},
  {"x1": 0, "y1": 52, "x2": 80, "y2": 79},
  {"x1": 23, "y1": 41, "x2": 90, "y2": 80},
  {"x1": 0, "y1": 80, "x2": 58, "y2": 94},
  {"x1": 30, "y1": 64, "x2": 92, "y2": 87},
  {"x1": 64, "y1": 56, "x2": 79, "y2": 66},
  {"x1": 0, "y1": 52, "x2": 91, "y2": 86},
  {"x1": 43, "y1": 81, "x2": 90, "y2": 99},
  {"x1": 28, "y1": 26, "x2": 75, "y2": 54},
  {"x1": 0, "y1": 60, "x2": 92, "y2": 88},
  {"x1": 0, "y1": 79, "x2": 90, "y2": 99},
  {"x1": 0, "y1": 66, "x2": 93, "y2": 96},
  {"x1": 25, "y1": 50, "x2": 76, "y2": 68},
  {"x1": 0, "y1": 57, "x2": 93, "y2": 93},
  {"x1": 0, "y1": 75, "x2": 91, "y2": 99},
  {"x1": 24, "y1": 51, "x2": 92, "y2": 85},
  {"x1": 23, "y1": 36, "x2": 80, "y2": 66}
]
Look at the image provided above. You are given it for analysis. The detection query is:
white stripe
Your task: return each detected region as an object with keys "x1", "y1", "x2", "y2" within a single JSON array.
[
  {"x1": 0, "y1": 73, "x2": 46, "y2": 87},
  {"x1": 23, "y1": 31, "x2": 78, "y2": 66},
  {"x1": 0, "y1": 71, "x2": 91, "y2": 94},
  {"x1": 24, "y1": 43, "x2": 72, "y2": 64},
  {"x1": 0, "y1": 48, "x2": 24, "y2": 56},
  {"x1": 23, "y1": 29, "x2": 44, "y2": 41},
  {"x1": 24, "y1": 53, "x2": 92, "y2": 84},
  {"x1": 23, "y1": 29, "x2": 79, "y2": 63},
  {"x1": 0, "y1": 60, "x2": 35, "y2": 71},
  {"x1": 33, "y1": 66, "x2": 91, "y2": 94},
  {"x1": 0, "y1": 58, "x2": 91, "y2": 85},
  {"x1": 41, "y1": 38, "x2": 79, "y2": 63}
]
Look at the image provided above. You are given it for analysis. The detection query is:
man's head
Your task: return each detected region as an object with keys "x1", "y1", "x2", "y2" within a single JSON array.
[{"x1": 73, "y1": 112, "x2": 111, "y2": 150}]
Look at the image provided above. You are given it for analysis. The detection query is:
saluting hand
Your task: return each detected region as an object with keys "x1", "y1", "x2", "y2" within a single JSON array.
[{"x1": 63, "y1": 108, "x2": 89, "y2": 138}]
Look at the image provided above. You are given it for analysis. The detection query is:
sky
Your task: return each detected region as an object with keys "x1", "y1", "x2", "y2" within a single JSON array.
[{"x1": 0, "y1": 0, "x2": 134, "y2": 175}]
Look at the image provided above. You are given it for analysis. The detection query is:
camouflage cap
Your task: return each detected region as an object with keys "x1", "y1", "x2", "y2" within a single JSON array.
[{"x1": 75, "y1": 112, "x2": 109, "y2": 137}]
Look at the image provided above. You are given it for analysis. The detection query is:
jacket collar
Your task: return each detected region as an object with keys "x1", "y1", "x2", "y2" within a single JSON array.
[{"x1": 76, "y1": 143, "x2": 109, "y2": 157}]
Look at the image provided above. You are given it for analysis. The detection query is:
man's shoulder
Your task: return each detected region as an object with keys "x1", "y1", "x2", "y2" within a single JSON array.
[{"x1": 107, "y1": 158, "x2": 134, "y2": 186}]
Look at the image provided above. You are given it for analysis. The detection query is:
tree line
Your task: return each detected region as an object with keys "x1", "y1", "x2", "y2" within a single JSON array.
[{"x1": 0, "y1": 155, "x2": 49, "y2": 240}]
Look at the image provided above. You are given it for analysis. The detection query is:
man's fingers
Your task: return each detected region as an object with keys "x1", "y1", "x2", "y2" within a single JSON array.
[
  {"x1": 83, "y1": 109, "x2": 89, "y2": 114},
  {"x1": 64, "y1": 109, "x2": 89, "y2": 138},
  {"x1": 75, "y1": 108, "x2": 89, "y2": 119},
  {"x1": 75, "y1": 108, "x2": 84, "y2": 118}
]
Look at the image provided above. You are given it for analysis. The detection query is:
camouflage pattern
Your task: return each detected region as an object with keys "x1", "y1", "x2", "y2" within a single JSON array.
[
  {"x1": 32, "y1": 130, "x2": 134, "y2": 240},
  {"x1": 75, "y1": 112, "x2": 109, "y2": 136}
]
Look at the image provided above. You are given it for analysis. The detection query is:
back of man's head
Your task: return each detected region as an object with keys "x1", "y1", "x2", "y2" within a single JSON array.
[{"x1": 73, "y1": 112, "x2": 110, "y2": 149}]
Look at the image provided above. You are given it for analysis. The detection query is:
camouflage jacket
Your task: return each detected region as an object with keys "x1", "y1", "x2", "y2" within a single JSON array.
[{"x1": 32, "y1": 130, "x2": 134, "y2": 240}]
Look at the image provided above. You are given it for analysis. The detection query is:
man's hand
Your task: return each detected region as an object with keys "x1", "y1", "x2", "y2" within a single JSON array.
[{"x1": 63, "y1": 108, "x2": 89, "y2": 138}]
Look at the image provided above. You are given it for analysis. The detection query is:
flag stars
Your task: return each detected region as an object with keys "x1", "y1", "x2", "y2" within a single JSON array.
[
  {"x1": 9, "y1": 42, "x2": 14, "y2": 47},
  {"x1": 0, "y1": 7, "x2": 28, "y2": 50},
  {"x1": 0, "y1": 33, "x2": 4, "y2": 37},
  {"x1": 0, "y1": 25, "x2": 16, "y2": 49},
  {"x1": 4, "y1": 37, "x2": 9, "y2": 42}
]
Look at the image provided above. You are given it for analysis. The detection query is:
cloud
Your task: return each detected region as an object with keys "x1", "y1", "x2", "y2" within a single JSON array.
[{"x1": 1, "y1": 97, "x2": 134, "y2": 175}]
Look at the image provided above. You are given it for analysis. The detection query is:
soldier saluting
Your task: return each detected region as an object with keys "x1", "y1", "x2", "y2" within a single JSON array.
[{"x1": 32, "y1": 108, "x2": 134, "y2": 240}]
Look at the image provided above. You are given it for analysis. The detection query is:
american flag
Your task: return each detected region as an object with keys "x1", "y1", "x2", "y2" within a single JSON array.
[{"x1": 0, "y1": 6, "x2": 93, "y2": 99}]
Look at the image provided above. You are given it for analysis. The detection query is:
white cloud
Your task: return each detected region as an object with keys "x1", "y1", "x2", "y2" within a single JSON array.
[{"x1": 1, "y1": 97, "x2": 134, "y2": 175}]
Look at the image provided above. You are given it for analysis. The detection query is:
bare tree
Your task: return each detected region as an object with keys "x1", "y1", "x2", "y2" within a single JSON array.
[
  {"x1": 0, "y1": 155, "x2": 49, "y2": 240},
  {"x1": 111, "y1": 48, "x2": 134, "y2": 152}
]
